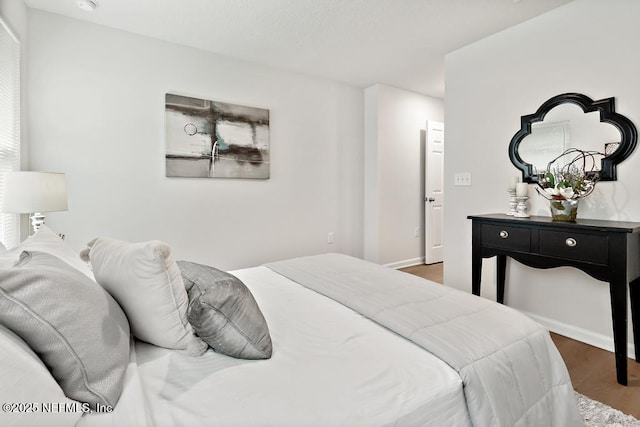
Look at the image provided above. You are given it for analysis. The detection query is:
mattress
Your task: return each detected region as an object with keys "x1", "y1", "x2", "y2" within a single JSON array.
[{"x1": 78, "y1": 265, "x2": 472, "y2": 427}]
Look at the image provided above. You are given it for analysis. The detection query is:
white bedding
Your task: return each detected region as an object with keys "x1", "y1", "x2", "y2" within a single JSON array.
[
  {"x1": 78, "y1": 266, "x2": 472, "y2": 427},
  {"x1": 267, "y1": 254, "x2": 582, "y2": 426}
]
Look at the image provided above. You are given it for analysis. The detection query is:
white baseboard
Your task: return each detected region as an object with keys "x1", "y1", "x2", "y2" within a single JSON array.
[
  {"x1": 521, "y1": 309, "x2": 636, "y2": 357},
  {"x1": 385, "y1": 257, "x2": 425, "y2": 269}
]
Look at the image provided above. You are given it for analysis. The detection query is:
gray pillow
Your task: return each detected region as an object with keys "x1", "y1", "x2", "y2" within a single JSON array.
[
  {"x1": 0, "y1": 251, "x2": 130, "y2": 409},
  {"x1": 177, "y1": 261, "x2": 272, "y2": 359}
]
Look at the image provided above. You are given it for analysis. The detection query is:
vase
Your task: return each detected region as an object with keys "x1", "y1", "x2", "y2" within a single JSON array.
[{"x1": 550, "y1": 198, "x2": 579, "y2": 222}]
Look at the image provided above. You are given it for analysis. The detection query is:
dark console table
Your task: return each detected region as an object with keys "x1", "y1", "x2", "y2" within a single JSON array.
[{"x1": 468, "y1": 213, "x2": 640, "y2": 385}]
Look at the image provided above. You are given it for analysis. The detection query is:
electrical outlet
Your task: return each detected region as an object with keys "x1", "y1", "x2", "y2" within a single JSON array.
[
  {"x1": 454, "y1": 172, "x2": 472, "y2": 186},
  {"x1": 327, "y1": 232, "x2": 335, "y2": 244}
]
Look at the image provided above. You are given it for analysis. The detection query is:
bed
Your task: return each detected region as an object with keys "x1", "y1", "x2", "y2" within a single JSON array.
[{"x1": 0, "y1": 227, "x2": 583, "y2": 427}]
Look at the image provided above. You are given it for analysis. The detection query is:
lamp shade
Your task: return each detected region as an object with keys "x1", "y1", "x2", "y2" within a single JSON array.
[{"x1": 1, "y1": 172, "x2": 68, "y2": 213}]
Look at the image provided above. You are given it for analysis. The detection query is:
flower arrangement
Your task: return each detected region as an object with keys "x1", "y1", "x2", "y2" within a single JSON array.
[
  {"x1": 536, "y1": 148, "x2": 601, "y2": 201},
  {"x1": 536, "y1": 148, "x2": 602, "y2": 222}
]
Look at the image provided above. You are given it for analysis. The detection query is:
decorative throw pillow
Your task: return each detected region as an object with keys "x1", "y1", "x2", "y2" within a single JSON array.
[
  {"x1": 81, "y1": 237, "x2": 207, "y2": 356},
  {"x1": 0, "y1": 225, "x2": 94, "y2": 279},
  {"x1": 177, "y1": 261, "x2": 272, "y2": 360},
  {"x1": 0, "y1": 325, "x2": 83, "y2": 427},
  {"x1": 0, "y1": 251, "x2": 130, "y2": 409}
]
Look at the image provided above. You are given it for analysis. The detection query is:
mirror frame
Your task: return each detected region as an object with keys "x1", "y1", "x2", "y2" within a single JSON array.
[{"x1": 508, "y1": 92, "x2": 638, "y2": 183}]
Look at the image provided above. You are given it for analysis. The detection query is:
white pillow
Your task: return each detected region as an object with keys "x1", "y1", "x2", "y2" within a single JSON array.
[
  {"x1": 82, "y1": 237, "x2": 207, "y2": 356},
  {"x1": 0, "y1": 325, "x2": 82, "y2": 427},
  {"x1": 0, "y1": 226, "x2": 94, "y2": 280}
]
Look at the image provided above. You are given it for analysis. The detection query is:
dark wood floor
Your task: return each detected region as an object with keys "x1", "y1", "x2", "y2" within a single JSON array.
[{"x1": 400, "y1": 262, "x2": 640, "y2": 419}]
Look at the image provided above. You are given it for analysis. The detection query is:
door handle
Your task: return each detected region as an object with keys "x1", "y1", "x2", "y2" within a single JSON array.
[{"x1": 426, "y1": 197, "x2": 435, "y2": 202}]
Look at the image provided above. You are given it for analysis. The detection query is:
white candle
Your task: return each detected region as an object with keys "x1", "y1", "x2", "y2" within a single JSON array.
[
  {"x1": 509, "y1": 176, "x2": 519, "y2": 190},
  {"x1": 516, "y1": 182, "x2": 528, "y2": 197}
]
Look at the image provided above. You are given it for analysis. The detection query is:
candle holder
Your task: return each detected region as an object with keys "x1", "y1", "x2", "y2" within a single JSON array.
[
  {"x1": 507, "y1": 189, "x2": 517, "y2": 216},
  {"x1": 514, "y1": 196, "x2": 530, "y2": 218}
]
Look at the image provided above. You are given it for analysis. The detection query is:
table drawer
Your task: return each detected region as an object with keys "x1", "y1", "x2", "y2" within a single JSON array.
[
  {"x1": 538, "y1": 230, "x2": 608, "y2": 264},
  {"x1": 482, "y1": 224, "x2": 531, "y2": 251}
]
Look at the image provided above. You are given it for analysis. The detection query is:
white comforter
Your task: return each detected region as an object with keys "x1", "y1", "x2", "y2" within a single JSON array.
[
  {"x1": 267, "y1": 254, "x2": 583, "y2": 427},
  {"x1": 79, "y1": 265, "x2": 472, "y2": 427}
]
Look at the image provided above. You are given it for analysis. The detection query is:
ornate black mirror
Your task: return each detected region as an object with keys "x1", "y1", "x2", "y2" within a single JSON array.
[{"x1": 509, "y1": 93, "x2": 637, "y2": 183}]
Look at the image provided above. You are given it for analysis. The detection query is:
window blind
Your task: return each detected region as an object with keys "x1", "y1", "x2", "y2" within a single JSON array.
[{"x1": 0, "y1": 18, "x2": 20, "y2": 248}]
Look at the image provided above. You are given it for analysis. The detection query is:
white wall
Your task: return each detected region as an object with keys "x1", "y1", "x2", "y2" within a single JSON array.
[
  {"x1": 444, "y1": 0, "x2": 640, "y2": 353},
  {"x1": 364, "y1": 84, "x2": 443, "y2": 267},
  {"x1": 27, "y1": 10, "x2": 364, "y2": 270}
]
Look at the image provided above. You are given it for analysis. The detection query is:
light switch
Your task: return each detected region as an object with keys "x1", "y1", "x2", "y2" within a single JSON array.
[{"x1": 454, "y1": 172, "x2": 472, "y2": 186}]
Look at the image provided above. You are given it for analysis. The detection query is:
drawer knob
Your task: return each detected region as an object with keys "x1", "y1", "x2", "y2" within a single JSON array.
[
  {"x1": 565, "y1": 238, "x2": 577, "y2": 247},
  {"x1": 499, "y1": 230, "x2": 509, "y2": 239}
]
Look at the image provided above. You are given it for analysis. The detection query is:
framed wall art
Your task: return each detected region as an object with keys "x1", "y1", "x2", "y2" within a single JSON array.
[{"x1": 165, "y1": 93, "x2": 270, "y2": 179}]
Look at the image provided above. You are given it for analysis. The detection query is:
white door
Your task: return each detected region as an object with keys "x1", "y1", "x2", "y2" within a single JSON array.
[{"x1": 424, "y1": 120, "x2": 444, "y2": 264}]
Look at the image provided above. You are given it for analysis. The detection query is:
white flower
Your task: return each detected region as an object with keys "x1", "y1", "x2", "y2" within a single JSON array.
[
  {"x1": 543, "y1": 185, "x2": 575, "y2": 199},
  {"x1": 558, "y1": 187, "x2": 575, "y2": 199}
]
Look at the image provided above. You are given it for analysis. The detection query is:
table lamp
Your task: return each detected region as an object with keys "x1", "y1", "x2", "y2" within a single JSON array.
[{"x1": 1, "y1": 171, "x2": 68, "y2": 234}]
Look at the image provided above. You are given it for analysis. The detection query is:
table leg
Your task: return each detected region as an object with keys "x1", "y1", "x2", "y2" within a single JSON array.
[
  {"x1": 630, "y1": 277, "x2": 640, "y2": 362},
  {"x1": 609, "y1": 279, "x2": 628, "y2": 385},
  {"x1": 472, "y1": 252, "x2": 482, "y2": 297},
  {"x1": 496, "y1": 255, "x2": 506, "y2": 304}
]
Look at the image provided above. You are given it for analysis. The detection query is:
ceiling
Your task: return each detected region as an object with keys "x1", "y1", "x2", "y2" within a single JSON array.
[{"x1": 24, "y1": 0, "x2": 573, "y2": 98}]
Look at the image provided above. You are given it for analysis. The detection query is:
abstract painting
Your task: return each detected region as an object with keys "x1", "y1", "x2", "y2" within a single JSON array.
[{"x1": 165, "y1": 93, "x2": 270, "y2": 179}]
